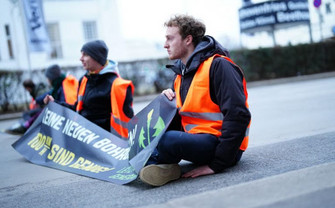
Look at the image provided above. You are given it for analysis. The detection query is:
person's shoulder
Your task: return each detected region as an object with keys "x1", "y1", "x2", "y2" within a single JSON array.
[
  {"x1": 99, "y1": 72, "x2": 118, "y2": 84},
  {"x1": 212, "y1": 55, "x2": 231, "y2": 63},
  {"x1": 210, "y1": 56, "x2": 244, "y2": 78},
  {"x1": 211, "y1": 56, "x2": 235, "y2": 71}
]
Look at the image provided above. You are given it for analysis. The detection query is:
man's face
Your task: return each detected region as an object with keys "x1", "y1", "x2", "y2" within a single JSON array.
[
  {"x1": 164, "y1": 26, "x2": 189, "y2": 61},
  {"x1": 79, "y1": 52, "x2": 101, "y2": 72}
]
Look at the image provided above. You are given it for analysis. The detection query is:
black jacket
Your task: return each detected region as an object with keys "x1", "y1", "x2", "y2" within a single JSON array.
[
  {"x1": 61, "y1": 61, "x2": 133, "y2": 132},
  {"x1": 167, "y1": 35, "x2": 251, "y2": 173}
]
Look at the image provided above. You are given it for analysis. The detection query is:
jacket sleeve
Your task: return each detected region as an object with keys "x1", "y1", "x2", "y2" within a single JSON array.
[
  {"x1": 57, "y1": 87, "x2": 66, "y2": 102},
  {"x1": 35, "y1": 91, "x2": 50, "y2": 106},
  {"x1": 122, "y1": 85, "x2": 134, "y2": 119},
  {"x1": 208, "y1": 58, "x2": 251, "y2": 173}
]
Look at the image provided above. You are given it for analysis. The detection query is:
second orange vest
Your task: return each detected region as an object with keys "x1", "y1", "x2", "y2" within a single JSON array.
[
  {"x1": 62, "y1": 75, "x2": 79, "y2": 105},
  {"x1": 76, "y1": 76, "x2": 134, "y2": 139}
]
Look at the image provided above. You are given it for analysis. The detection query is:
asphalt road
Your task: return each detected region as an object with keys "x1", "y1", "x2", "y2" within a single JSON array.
[{"x1": 1, "y1": 74, "x2": 335, "y2": 208}]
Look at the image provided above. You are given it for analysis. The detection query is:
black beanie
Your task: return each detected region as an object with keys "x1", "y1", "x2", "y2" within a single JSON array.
[
  {"x1": 45, "y1": 64, "x2": 61, "y2": 81},
  {"x1": 81, "y1": 40, "x2": 108, "y2": 66}
]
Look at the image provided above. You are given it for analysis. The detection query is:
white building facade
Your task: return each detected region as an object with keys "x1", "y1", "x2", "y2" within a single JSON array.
[{"x1": 0, "y1": 0, "x2": 166, "y2": 72}]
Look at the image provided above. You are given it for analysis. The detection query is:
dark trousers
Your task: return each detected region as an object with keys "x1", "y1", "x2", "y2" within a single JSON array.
[{"x1": 147, "y1": 130, "x2": 243, "y2": 167}]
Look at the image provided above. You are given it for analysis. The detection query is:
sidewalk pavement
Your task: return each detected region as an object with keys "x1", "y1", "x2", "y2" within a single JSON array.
[
  {"x1": 1, "y1": 74, "x2": 334, "y2": 208},
  {"x1": 1, "y1": 71, "x2": 335, "y2": 122},
  {"x1": 138, "y1": 131, "x2": 335, "y2": 208}
]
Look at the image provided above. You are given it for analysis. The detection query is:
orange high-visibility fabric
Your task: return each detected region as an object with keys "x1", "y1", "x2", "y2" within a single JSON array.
[
  {"x1": 110, "y1": 77, "x2": 134, "y2": 139},
  {"x1": 76, "y1": 76, "x2": 88, "y2": 112},
  {"x1": 75, "y1": 76, "x2": 133, "y2": 139},
  {"x1": 29, "y1": 98, "x2": 36, "y2": 110},
  {"x1": 174, "y1": 54, "x2": 250, "y2": 151},
  {"x1": 62, "y1": 75, "x2": 79, "y2": 105}
]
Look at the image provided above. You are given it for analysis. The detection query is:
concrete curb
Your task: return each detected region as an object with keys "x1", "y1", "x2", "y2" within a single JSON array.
[{"x1": 139, "y1": 162, "x2": 335, "y2": 208}]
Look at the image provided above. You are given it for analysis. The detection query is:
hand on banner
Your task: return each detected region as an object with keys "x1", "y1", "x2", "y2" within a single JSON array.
[
  {"x1": 44, "y1": 95, "x2": 55, "y2": 104},
  {"x1": 162, "y1": 88, "x2": 175, "y2": 100},
  {"x1": 182, "y1": 165, "x2": 215, "y2": 178}
]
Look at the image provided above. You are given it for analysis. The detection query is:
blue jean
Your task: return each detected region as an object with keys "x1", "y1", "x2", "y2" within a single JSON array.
[{"x1": 147, "y1": 130, "x2": 244, "y2": 167}]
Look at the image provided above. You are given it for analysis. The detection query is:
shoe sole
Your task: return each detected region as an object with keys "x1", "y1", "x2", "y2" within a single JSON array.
[
  {"x1": 140, "y1": 164, "x2": 181, "y2": 186},
  {"x1": 4, "y1": 130, "x2": 24, "y2": 135}
]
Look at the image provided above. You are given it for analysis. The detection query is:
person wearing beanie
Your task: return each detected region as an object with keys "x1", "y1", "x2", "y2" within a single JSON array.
[
  {"x1": 39, "y1": 64, "x2": 78, "y2": 107},
  {"x1": 44, "y1": 40, "x2": 134, "y2": 137},
  {"x1": 81, "y1": 40, "x2": 108, "y2": 67},
  {"x1": 45, "y1": 64, "x2": 62, "y2": 82}
]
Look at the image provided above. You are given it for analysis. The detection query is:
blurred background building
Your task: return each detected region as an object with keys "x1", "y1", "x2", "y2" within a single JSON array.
[
  {"x1": 0, "y1": 0, "x2": 167, "y2": 72},
  {"x1": 0, "y1": 0, "x2": 334, "y2": 112},
  {"x1": 0, "y1": 0, "x2": 334, "y2": 72}
]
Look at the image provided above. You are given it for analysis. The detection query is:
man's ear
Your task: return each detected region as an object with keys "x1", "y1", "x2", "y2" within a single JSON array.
[{"x1": 185, "y1": 35, "x2": 193, "y2": 46}]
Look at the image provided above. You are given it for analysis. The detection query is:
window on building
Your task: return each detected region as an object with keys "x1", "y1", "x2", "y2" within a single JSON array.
[
  {"x1": 83, "y1": 21, "x2": 97, "y2": 41},
  {"x1": 5, "y1": 25, "x2": 14, "y2": 59},
  {"x1": 47, "y1": 23, "x2": 63, "y2": 59},
  {"x1": 325, "y1": 3, "x2": 331, "y2": 14}
]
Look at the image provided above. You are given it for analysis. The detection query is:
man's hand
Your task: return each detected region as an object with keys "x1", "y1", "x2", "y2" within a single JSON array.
[
  {"x1": 162, "y1": 88, "x2": 175, "y2": 100},
  {"x1": 43, "y1": 95, "x2": 54, "y2": 104},
  {"x1": 182, "y1": 165, "x2": 215, "y2": 178}
]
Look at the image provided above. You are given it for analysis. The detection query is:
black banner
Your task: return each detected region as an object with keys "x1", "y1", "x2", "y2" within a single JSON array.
[
  {"x1": 12, "y1": 94, "x2": 176, "y2": 185},
  {"x1": 239, "y1": 0, "x2": 310, "y2": 32}
]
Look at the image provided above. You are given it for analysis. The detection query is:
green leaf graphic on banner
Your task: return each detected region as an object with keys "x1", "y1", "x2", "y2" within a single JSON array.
[
  {"x1": 139, "y1": 128, "x2": 146, "y2": 149},
  {"x1": 153, "y1": 117, "x2": 165, "y2": 137},
  {"x1": 138, "y1": 109, "x2": 165, "y2": 149},
  {"x1": 147, "y1": 109, "x2": 153, "y2": 145}
]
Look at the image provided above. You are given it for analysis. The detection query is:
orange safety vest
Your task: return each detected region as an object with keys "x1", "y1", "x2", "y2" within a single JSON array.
[
  {"x1": 110, "y1": 78, "x2": 134, "y2": 139},
  {"x1": 29, "y1": 98, "x2": 37, "y2": 110},
  {"x1": 62, "y1": 75, "x2": 79, "y2": 105},
  {"x1": 174, "y1": 54, "x2": 250, "y2": 151},
  {"x1": 76, "y1": 76, "x2": 134, "y2": 139}
]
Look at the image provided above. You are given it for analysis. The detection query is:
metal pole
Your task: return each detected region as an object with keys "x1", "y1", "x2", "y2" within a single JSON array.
[
  {"x1": 318, "y1": 9, "x2": 324, "y2": 41},
  {"x1": 308, "y1": 22, "x2": 313, "y2": 43},
  {"x1": 239, "y1": 32, "x2": 243, "y2": 49},
  {"x1": 271, "y1": 25, "x2": 276, "y2": 47}
]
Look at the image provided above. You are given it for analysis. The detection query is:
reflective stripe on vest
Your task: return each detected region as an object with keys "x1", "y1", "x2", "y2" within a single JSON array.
[
  {"x1": 174, "y1": 54, "x2": 250, "y2": 151},
  {"x1": 62, "y1": 75, "x2": 79, "y2": 105},
  {"x1": 110, "y1": 77, "x2": 134, "y2": 139},
  {"x1": 76, "y1": 76, "x2": 88, "y2": 112}
]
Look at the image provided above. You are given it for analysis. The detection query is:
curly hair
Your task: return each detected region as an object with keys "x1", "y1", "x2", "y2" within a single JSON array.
[{"x1": 164, "y1": 14, "x2": 206, "y2": 46}]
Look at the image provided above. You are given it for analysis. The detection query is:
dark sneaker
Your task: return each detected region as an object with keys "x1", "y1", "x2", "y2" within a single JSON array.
[
  {"x1": 5, "y1": 123, "x2": 26, "y2": 135},
  {"x1": 139, "y1": 164, "x2": 181, "y2": 186}
]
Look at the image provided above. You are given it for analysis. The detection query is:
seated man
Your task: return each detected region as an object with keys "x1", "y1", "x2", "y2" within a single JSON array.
[
  {"x1": 139, "y1": 15, "x2": 251, "y2": 186},
  {"x1": 44, "y1": 40, "x2": 134, "y2": 138}
]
